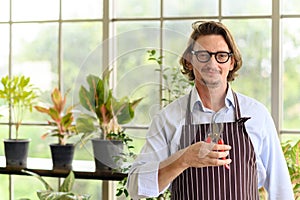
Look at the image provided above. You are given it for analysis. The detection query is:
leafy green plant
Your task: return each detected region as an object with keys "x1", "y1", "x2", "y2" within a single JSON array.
[
  {"x1": 260, "y1": 140, "x2": 300, "y2": 199},
  {"x1": 148, "y1": 49, "x2": 193, "y2": 107},
  {"x1": 114, "y1": 140, "x2": 137, "y2": 198},
  {"x1": 0, "y1": 75, "x2": 39, "y2": 139},
  {"x1": 34, "y1": 88, "x2": 78, "y2": 145},
  {"x1": 75, "y1": 69, "x2": 142, "y2": 198},
  {"x1": 22, "y1": 170, "x2": 91, "y2": 200},
  {"x1": 282, "y1": 139, "x2": 300, "y2": 199},
  {"x1": 145, "y1": 191, "x2": 171, "y2": 200},
  {"x1": 76, "y1": 69, "x2": 143, "y2": 141}
]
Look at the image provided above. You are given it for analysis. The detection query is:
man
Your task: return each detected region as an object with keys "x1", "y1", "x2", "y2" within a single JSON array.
[{"x1": 126, "y1": 21, "x2": 294, "y2": 200}]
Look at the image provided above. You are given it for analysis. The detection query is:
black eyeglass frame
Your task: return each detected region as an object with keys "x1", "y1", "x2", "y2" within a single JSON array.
[{"x1": 191, "y1": 50, "x2": 233, "y2": 64}]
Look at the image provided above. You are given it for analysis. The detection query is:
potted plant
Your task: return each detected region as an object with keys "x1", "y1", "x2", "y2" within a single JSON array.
[
  {"x1": 0, "y1": 75, "x2": 39, "y2": 168},
  {"x1": 22, "y1": 169, "x2": 91, "y2": 200},
  {"x1": 282, "y1": 139, "x2": 300, "y2": 199},
  {"x1": 34, "y1": 88, "x2": 79, "y2": 170},
  {"x1": 76, "y1": 69, "x2": 142, "y2": 171}
]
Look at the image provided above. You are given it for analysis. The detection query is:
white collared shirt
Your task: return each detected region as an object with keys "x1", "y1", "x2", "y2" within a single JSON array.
[{"x1": 127, "y1": 86, "x2": 294, "y2": 200}]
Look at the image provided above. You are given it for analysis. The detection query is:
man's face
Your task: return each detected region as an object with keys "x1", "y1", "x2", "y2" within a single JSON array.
[{"x1": 190, "y1": 34, "x2": 234, "y2": 89}]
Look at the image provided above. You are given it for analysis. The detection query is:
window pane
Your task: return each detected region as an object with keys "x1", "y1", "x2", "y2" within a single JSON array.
[
  {"x1": 61, "y1": 22, "x2": 102, "y2": 99},
  {"x1": 14, "y1": 175, "x2": 58, "y2": 199},
  {"x1": 0, "y1": 175, "x2": 9, "y2": 199},
  {"x1": 164, "y1": 0, "x2": 217, "y2": 17},
  {"x1": 0, "y1": 24, "x2": 9, "y2": 75},
  {"x1": 11, "y1": 23, "x2": 58, "y2": 88},
  {"x1": 164, "y1": 20, "x2": 195, "y2": 52},
  {"x1": 281, "y1": 0, "x2": 300, "y2": 14},
  {"x1": 222, "y1": 0, "x2": 271, "y2": 16},
  {"x1": 114, "y1": 21, "x2": 160, "y2": 126},
  {"x1": 62, "y1": 0, "x2": 102, "y2": 19},
  {"x1": 12, "y1": 0, "x2": 59, "y2": 21},
  {"x1": 163, "y1": 20, "x2": 195, "y2": 103},
  {"x1": 282, "y1": 19, "x2": 300, "y2": 130},
  {"x1": 113, "y1": 0, "x2": 160, "y2": 18},
  {"x1": 11, "y1": 23, "x2": 58, "y2": 124},
  {"x1": 0, "y1": 0, "x2": 9, "y2": 21},
  {"x1": 281, "y1": 133, "x2": 300, "y2": 144},
  {"x1": 224, "y1": 19, "x2": 272, "y2": 110}
]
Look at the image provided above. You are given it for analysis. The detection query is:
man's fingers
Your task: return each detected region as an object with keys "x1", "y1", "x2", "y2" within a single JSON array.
[
  {"x1": 208, "y1": 150, "x2": 229, "y2": 159},
  {"x1": 203, "y1": 157, "x2": 232, "y2": 166},
  {"x1": 212, "y1": 144, "x2": 231, "y2": 151},
  {"x1": 213, "y1": 158, "x2": 232, "y2": 166},
  {"x1": 197, "y1": 142, "x2": 231, "y2": 158}
]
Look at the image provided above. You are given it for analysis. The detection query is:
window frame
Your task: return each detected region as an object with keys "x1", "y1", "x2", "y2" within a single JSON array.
[{"x1": 1, "y1": 0, "x2": 300, "y2": 199}]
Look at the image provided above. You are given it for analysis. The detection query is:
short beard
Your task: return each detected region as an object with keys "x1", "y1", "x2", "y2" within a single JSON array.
[{"x1": 201, "y1": 78, "x2": 220, "y2": 88}]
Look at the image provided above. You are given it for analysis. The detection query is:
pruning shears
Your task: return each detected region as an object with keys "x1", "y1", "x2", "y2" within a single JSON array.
[{"x1": 205, "y1": 122, "x2": 230, "y2": 170}]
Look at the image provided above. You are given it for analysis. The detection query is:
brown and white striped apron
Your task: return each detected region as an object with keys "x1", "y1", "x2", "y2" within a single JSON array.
[{"x1": 171, "y1": 91, "x2": 259, "y2": 200}]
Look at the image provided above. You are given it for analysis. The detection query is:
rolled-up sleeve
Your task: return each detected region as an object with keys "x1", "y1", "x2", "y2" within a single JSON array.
[
  {"x1": 127, "y1": 161, "x2": 160, "y2": 199},
  {"x1": 126, "y1": 96, "x2": 186, "y2": 199},
  {"x1": 126, "y1": 110, "x2": 179, "y2": 199}
]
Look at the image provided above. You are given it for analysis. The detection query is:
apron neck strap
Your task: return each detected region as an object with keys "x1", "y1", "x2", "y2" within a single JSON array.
[
  {"x1": 232, "y1": 90, "x2": 242, "y2": 121},
  {"x1": 185, "y1": 91, "x2": 193, "y2": 125},
  {"x1": 185, "y1": 89, "x2": 242, "y2": 124}
]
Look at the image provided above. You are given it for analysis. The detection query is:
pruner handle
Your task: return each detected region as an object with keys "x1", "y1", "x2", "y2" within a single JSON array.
[{"x1": 217, "y1": 138, "x2": 230, "y2": 170}]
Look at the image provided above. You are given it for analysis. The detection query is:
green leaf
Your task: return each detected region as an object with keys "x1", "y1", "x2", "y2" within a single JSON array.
[
  {"x1": 98, "y1": 70, "x2": 113, "y2": 106},
  {"x1": 37, "y1": 191, "x2": 89, "y2": 200},
  {"x1": 79, "y1": 86, "x2": 95, "y2": 112},
  {"x1": 116, "y1": 189, "x2": 123, "y2": 196},
  {"x1": 0, "y1": 75, "x2": 39, "y2": 138},
  {"x1": 34, "y1": 106, "x2": 50, "y2": 114},
  {"x1": 76, "y1": 114, "x2": 97, "y2": 133},
  {"x1": 59, "y1": 171, "x2": 75, "y2": 192},
  {"x1": 61, "y1": 113, "x2": 73, "y2": 128},
  {"x1": 49, "y1": 107, "x2": 60, "y2": 121}
]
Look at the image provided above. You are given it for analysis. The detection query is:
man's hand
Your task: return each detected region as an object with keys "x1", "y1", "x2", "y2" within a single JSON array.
[{"x1": 180, "y1": 141, "x2": 232, "y2": 168}]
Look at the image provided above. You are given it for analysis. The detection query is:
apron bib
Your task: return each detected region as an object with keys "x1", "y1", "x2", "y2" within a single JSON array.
[{"x1": 171, "y1": 91, "x2": 259, "y2": 200}]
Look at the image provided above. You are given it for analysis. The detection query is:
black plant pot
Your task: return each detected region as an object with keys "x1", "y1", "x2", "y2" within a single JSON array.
[
  {"x1": 50, "y1": 143, "x2": 75, "y2": 170},
  {"x1": 91, "y1": 139, "x2": 123, "y2": 171},
  {"x1": 4, "y1": 139, "x2": 30, "y2": 169}
]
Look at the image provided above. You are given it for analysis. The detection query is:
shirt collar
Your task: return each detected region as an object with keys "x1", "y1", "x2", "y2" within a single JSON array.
[{"x1": 190, "y1": 85, "x2": 235, "y2": 112}]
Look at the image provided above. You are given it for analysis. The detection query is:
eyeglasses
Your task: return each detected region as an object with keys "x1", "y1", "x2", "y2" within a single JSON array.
[{"x1": 191, "y1": 50, "x2": 232, "y2": 64}]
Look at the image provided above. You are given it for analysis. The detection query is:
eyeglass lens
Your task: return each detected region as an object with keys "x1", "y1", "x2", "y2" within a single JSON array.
[{"x1": 193, "y1": 51, "x2": 231, "y2": 64}]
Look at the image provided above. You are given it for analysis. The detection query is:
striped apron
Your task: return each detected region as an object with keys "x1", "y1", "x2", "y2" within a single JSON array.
[{"x1": 171, "y1": 91, "x2": 259, "y2": 200}]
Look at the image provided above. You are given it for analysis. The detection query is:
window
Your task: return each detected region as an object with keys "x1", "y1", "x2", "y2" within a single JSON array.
[{"x1": 0, "y1": 0, "x2": 299, "y2": 199}]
